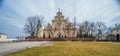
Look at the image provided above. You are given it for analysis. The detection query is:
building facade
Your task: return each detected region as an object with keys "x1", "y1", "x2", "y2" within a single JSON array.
[
  {"x1": 37, "y1": 10, "x2": 77, "y2": 38},
  {"x1": 110, "y1": 29, "x2": 120, "y2": 40},
  {"x1": 0, "y1": 33, "x2": 7, "y2": 42},
  {"x1": 107, "y1": 24, "x2": 120, "y2": 40}
]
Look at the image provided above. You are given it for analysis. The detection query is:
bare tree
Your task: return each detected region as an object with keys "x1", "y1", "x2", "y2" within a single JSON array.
[
  {"x1": 78, "y1": 23, "x2": 84, "y2": 37},
  {"x1": 78, "y1": 21, "x2": 96, "y2": 38},
  {"x1": 96, "y1": 21, "x2": 106, "y2": 40},
  {"x1": 24, "y1": 16, "x2": 45, "y2": 37},
  {"x1": 81, "y1": 21, "x2": 90, "y2": 37},
  {"x1": 72, "y1": 17, "x2": 77, "y2": 28},
  {"x1": 89, "y1": 22, "x2": 96, "y2": 37},
  {"x1": 72, "y1": 17, "x2": 77, "y2": 37}
]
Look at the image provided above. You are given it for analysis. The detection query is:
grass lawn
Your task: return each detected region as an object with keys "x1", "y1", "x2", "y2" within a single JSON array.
[{"x1": 4, "y1": 42, "x2": 120, "y2": 56}]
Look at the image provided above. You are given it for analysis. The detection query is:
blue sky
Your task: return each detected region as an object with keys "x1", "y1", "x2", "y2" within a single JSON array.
[{"x1": 0, "y1": 0, "x2": 120, "y2": 37}]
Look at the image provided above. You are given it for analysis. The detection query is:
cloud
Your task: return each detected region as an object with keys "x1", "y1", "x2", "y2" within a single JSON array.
[
  {"x1": 0, "y1": 0, "x2": 120, "y2": 37},
  {"x1": 111, "y1": 16, "x2": 120, "y2": 24},
  {"x1": 0, "y1": 18, "x2": 25, "y2": 37}
]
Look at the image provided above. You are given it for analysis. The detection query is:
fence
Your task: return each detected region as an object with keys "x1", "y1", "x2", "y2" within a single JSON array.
[{"x1": 26, "y1": 37, "x2": 94, "y2": 41}]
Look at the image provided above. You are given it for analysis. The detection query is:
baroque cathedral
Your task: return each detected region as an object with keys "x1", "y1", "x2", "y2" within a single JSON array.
[{"x1": 37, "y1": 10, "x2": 77, "y2": 38}]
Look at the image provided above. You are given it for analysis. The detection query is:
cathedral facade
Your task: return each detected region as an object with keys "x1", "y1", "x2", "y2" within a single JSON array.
[{"x1": 38, "y1": 10, "x2": 77, "y2": 38}]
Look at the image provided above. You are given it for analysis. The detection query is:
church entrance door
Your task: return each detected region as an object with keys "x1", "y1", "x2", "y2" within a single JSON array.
[{"x1": 58, "y1": 32, "x2": 61, "y2": 38}]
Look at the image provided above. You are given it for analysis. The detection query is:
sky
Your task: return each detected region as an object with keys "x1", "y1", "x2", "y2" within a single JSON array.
[{"x1": 0, "y1": 0, "x2": 120, "y2": 37}]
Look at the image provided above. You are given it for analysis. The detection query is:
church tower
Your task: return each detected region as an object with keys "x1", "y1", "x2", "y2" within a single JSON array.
[{"x1": 37, "y1": 19, "x2": 43, "y2": 38}]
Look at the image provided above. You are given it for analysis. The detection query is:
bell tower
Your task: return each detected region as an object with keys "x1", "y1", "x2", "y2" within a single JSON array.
[{"x1": 37, "y1": 19, "x2": 43, "y2": 38}]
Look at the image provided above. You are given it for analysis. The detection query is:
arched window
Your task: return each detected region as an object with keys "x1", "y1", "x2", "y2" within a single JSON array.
[
  {"x1": 59, "y1": 18, "x2": 60, "y2": 20},
  {"x1": 49, "y1": 33, "x2": 51, "y2": 38},
  {"x1": 43, "y1": 33, "x2": 45, "y2": 38},
  {"x1": 63, "y1": 27, "x2": 64, "y2": 31},
  {"x1": 116, "y1": 34, "x2": 119, "y2": 40},
  {"x1": 55, "y1": 27, "x2": 56, "y2": 31},
  {"x1": 65, "y1": 35, "x2": 67, "y2": 38}
]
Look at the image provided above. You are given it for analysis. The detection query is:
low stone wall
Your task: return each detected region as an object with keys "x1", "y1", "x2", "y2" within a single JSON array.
[
  {"x1": 26, "y1": 38, "x2": 94, "y2": 41},
  {"x1": 96, "y1": 40, "x2": 120, "y2": 42}
]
